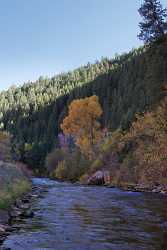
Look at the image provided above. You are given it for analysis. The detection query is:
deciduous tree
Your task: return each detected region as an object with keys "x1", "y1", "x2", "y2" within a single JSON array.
[{"x1": 61, "y1": 95, "x2": 102, "y2": 159}]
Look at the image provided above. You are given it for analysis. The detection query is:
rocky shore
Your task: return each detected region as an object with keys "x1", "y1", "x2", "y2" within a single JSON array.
[
  {"x1": 1, "y1": 175, "x2": 166, "y2": 249},
  {"x1": 85, "y1": 170, "x2": 167, "y2": 194},
  {"x1": 0, "y1": 186, "x2": 39, "y2": 249},
  {"x1": 118, "y1": 183, "x2": 167, "y2": 194}
]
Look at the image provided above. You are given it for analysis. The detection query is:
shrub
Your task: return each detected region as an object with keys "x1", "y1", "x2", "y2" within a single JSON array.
[
  {"x1": 90, "y1": 159, "x2": 103, "y2": 173},
  {"x1": 119, "y1": 97, "x2": 167, "y2": 186},
  {"x1": 53, "y1": 160, "x2": 68, "y2": 180},
  {"x1": 79, "y1": 173, "x2": 90, "y2": 183},
  {"x1": 45, "y1": 148, "x2": 65, "y2": 174},
  {"x1": 52, "y1": 148, "x2": 91, "y2": 182},
  {"x1": 0, "y1": 180, "x2": 31, "y2": 209},
  {"x1": 87, "y1": 98, "x2": 167, "y2": 187}
]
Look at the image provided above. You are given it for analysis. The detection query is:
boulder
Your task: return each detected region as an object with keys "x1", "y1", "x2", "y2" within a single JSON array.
[
  {"x1": 87, "y1": 170, "x2": 111, "y2": 185},
  {"x1": 103, "y1": 171, "x2": 112, "y2": 185}
]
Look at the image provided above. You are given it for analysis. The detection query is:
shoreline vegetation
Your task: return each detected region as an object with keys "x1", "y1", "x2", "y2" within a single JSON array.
[
  {"x1": 46, "y1": 95, "x2": 167, "y2": 194},
  {"x1": 0, "y1": 17, "x2": 167, "y2": 226},
  {"x1": 0, "y1": 38, "x2": 166, "y2": 203},
  {"x1": 1, "y1": 38, "x2": 167, "y2": 173},
  {"x1": 0, "y1": 132, "x2": 31, "y2": 210},
  {"x1": 0, "y1": 1, "x2": 167, "y2": 248},
  {"x1": 0, "y1": 180, "x2": 36, "y2": 246},
  {"x1": 0, "y1": 132, "x2": 32, "y2": 245}
]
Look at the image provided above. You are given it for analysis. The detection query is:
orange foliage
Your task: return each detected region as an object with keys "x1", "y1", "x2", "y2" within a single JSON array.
[
  {"x1": 124, "y1": 99, "x2": 167, "y2": 185},
  {"x1": 97, "y1": 98, "x2": 167, "y2": 186},
  {"x1": 61, "y1": 95, "x2": 102, "y2": 159}
]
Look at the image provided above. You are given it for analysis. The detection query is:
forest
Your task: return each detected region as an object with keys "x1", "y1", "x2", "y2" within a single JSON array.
[
  {"x1": 0, "y1": 1, "x2": 167, "y2": 249},
  {"x1": 0, "y1": 38, "x2": 167, "y2": 172},
  {"x1": 0, "y1": 0, "x2": 166, "y2": 184}
]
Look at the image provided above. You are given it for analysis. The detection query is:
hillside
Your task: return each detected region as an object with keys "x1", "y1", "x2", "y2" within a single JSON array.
[
  {"x1": 0, "y1": 38, "x2": 167, "y2": 171},
  {"x1": 0, "y1": 132, "x2": 31, "y2": 210}
]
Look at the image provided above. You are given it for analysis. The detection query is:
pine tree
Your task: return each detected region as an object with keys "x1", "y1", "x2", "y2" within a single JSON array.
[{"x1": 138, "y1": 0, "x2": 167, "y2": 43}]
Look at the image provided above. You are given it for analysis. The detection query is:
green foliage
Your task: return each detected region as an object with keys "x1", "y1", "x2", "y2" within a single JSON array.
[
  {"x1": 91, "y1": 97, "x2": 167, "y2": 187},
  {"x1": 46, "y1": 148, "x2": 65, "y2": 175},
  {"x1": 53, "y1": 160, "x2": 68, "y2": 180},
  {"x1": 90, "y1": 159, "x2": 103, "y2": 173},
  {"x1": 0, "y1": 180, "x2": 31, "y2": 209},
  {"x1": 48, "y1": 148, "x2": 91, "y2": 182},
  {"x1": 0, "y1": 38, "x2": 167, "y2": 170},
  {"x1": 138, "y1": 0, "x2": 167, "y2": 44}
]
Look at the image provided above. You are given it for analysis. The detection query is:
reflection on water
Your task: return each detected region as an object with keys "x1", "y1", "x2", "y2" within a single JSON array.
[
  {"x1": 71, "y1": 203, "x2": 93, "y2": 225},
  {"x1": 2, "y1": 178, "x2": 167, "y2": 250}
]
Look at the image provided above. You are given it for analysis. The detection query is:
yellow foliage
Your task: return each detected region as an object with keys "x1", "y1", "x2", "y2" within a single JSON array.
[
  {"x1": 93, "y1": 98, "x2": 167, "y2": 186},
  {"x1": 90, "y1": 159, "x2": 103, "y2": 173},
  {"x1": 61, "y1": 95, "x2": 103, "y2": 159},
  {"x1": 128, "y1": 107, "x2": 167, "y2": 162},
  {"x1": 79, "y1": 173, "x2": 89, "y2": 183},
  {"x1": 53, "y1": 160, "x2": 67, "y2": 180},
  {"x1": 100, "y1": 129, "x2": 124, "y2": 153},
  {"x1": 123, "y1": 99, "x2": 167, "y2": 184},
  {"x1": 0, "y1": 131, "x2": 9, "y2": 141}
]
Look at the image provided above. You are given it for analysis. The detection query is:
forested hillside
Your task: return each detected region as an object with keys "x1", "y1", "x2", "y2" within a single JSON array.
[{"x1": 0, "y1": 38, "x2": 167, "y2": 170}]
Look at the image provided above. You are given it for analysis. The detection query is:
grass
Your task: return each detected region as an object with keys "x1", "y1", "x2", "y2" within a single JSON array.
[{"x1": 0, "y1": 180, "x2": 31, "y2": 209}]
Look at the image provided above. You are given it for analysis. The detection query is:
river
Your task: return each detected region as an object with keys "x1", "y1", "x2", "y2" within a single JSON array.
[{"x1": 2, "y1": 178, "x2": 167, "y2": 250}]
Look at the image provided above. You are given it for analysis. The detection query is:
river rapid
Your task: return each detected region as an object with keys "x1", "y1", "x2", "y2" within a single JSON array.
[{"x1": 2, "y1": 178, "x2": 167, "y2": 250}]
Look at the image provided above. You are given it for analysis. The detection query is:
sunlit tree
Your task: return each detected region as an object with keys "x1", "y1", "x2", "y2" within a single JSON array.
[
  {"x1": 61, "y1": 95, "x2": 102, "y2": 159},
  {"x1": 138, "y1": 0, "x2": 167, "y2": 43}
]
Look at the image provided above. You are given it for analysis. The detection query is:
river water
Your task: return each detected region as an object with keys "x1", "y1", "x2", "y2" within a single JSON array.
[{"x1": 2, "y1": 178, "x2": 167, "y2": 250}]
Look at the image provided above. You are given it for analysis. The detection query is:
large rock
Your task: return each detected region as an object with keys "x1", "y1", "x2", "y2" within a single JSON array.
[{"x1": 87, "y1": 170, "x2": 111, "y2": 185}]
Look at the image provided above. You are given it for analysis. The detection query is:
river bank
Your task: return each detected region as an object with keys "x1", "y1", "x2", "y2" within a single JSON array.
[
  {"x1": 0, "y1": 160, "x2": 32, "y2": 247},
  {"x1": 1, "y1": 178, "x2": 167, "y2": 250},
  {"x1": 1, "y1": 176, "x2": 167, "y2": 249},
  {"x1": 79, "y1": 169, "x2": 167, "y2": 195},
  {"x1": 116, "y1": 183, "x2": 167, "y2": 194},
  {"x1": 0, "y1": 185, "x2": 38, "y2": 248}
]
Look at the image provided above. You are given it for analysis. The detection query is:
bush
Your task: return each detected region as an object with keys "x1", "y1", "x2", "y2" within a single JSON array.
[
  {"x1": 53, "y1": 160, "x2": 68, "y2": 180},
  {"x1": 0, "y1": 180, "x2": 31, "y2": 209},
  {"x1": 46, "y1": 98, "x2": 167, "y2": 187},
  {"x1": 0, "y1": 161, "x2": 31, "y2": 209},
  {"x1": 86, "y1": 98, "x2": 167, "y2": 187},
  {"x1": 79, "y1": 173, "x2": 90, "y2": 183},
  {"x1": 45, "y1": 148, "x2": 65, "y2": 175},
  {"x1": 51, "y1": 149, "x2": 91, "y2": 182},
  {"x1": 90, "y1": 159, "x2": 103, "y2": 173}
]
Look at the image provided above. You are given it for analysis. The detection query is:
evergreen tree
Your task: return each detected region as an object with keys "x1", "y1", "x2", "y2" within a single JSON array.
[
  {"x1": 0, "y1": 38, "x2": 167, "y2": 169},
  {"x1": 138, "y1": 0, "x2": 167, "y2": 43}
]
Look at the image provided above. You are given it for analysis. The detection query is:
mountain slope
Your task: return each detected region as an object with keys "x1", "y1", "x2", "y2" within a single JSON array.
[{"x1": 0, "y1": 38, "x2": 167, "y2": 170}]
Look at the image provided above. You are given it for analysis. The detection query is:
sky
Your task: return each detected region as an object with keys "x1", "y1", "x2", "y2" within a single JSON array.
[{"x1": 0, "y1": 0, "x2": 166, "y2": 91}]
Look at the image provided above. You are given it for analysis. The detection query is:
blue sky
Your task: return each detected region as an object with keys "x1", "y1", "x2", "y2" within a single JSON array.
[{"x1": 0, "y1": 0, "x2": 166, "y2": 91}]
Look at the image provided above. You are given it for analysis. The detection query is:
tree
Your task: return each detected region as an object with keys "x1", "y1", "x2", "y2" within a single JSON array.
[
  {"x1": 61, "y1": 95, "x2": 103, "y2": 159},
  {"x1": 138, "y1": 0, "x2": 167, "y2": 43}
]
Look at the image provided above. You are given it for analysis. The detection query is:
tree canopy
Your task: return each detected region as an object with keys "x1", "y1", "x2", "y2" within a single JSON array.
[
  {"x1": 0, "y1": 38, "x2": 167, "y2": 169},
  {"x1": 138, "y1": 0, "x2": 167, "y2": 43},
  {"x1": 61, "y1": 95, "x2": 102, "y2": 159}
]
